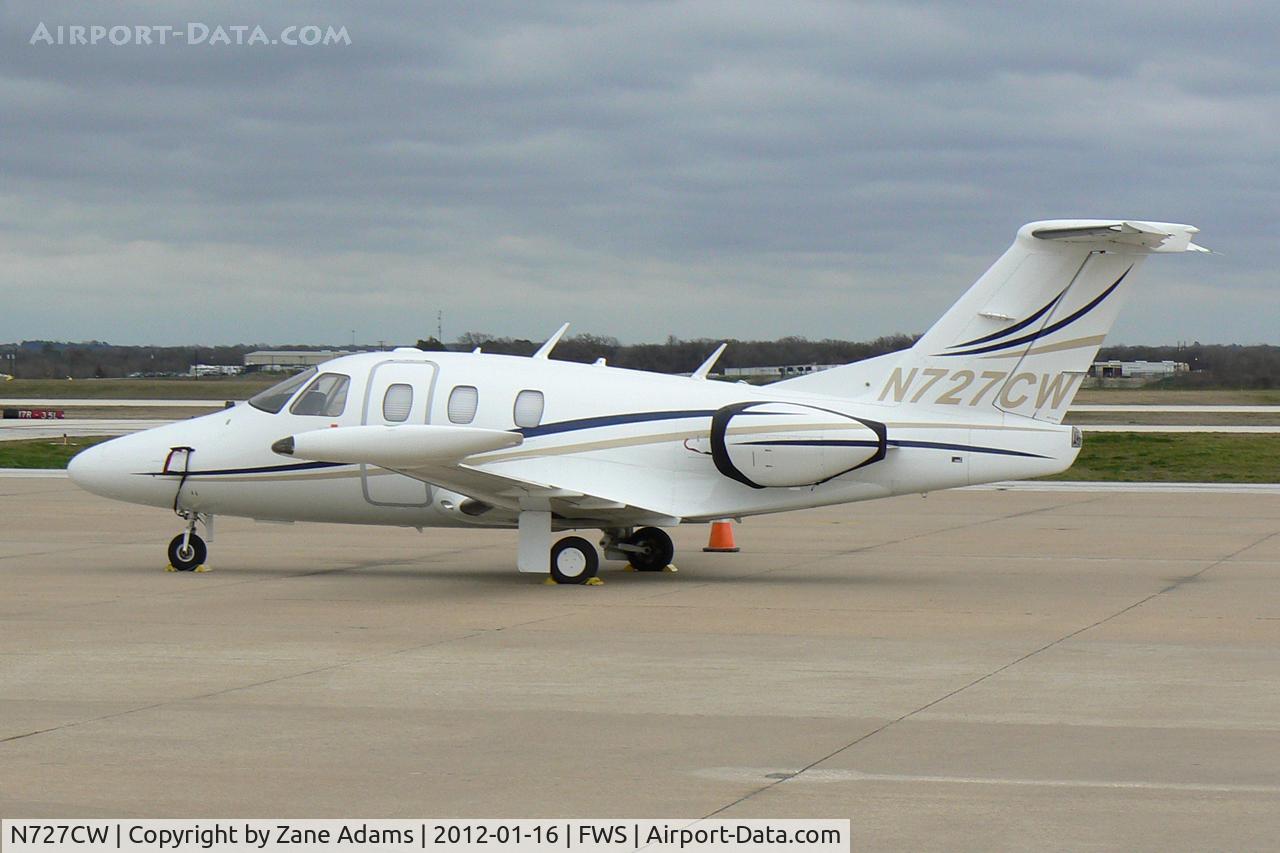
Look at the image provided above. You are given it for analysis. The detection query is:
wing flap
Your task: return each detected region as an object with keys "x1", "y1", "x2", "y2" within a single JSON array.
[{"x1": 385, "y1": 459, "x2": 677, "y2": 525}]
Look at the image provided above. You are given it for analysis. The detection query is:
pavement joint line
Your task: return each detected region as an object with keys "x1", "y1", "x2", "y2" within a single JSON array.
[
  {"x1": 631, "y1": 497, "x2": 1105, "y2": 606},
  {"x1": 0, "y1": 629, "x2": 484, "y2": 747},
  {"x1": 0, "y1": 543, "x2": 518, "y2": 623},
  {"x1": 0, "y1": 545, "x2": 114, "y2": 563},
  {"x1": 278, "y1": 546, "x2": 492, "y2": 579},
  {"x1": 0, "y1": 520, "x2": 585, "y2": 741},
  {"x1": 651, "y1": 495, "x2": 1108, "y2": 602},
  {"x1": 701, "y1": 516, "x2": 1280, "y2": 818},
  {"x1": 0, "y1": 604, "x2": 582, "y2": 748}
]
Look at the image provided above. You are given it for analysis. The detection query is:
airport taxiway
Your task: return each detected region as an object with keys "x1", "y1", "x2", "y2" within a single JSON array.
[
  {"x1": 2, "y1": 480, "x2": 1278, "y2": 851},
  {"x1": 0, "y1": 419, "x2": 174, "y2": 440},
  {"x1": 0, "y1": 398, "x2": 219, "y2": 408}
]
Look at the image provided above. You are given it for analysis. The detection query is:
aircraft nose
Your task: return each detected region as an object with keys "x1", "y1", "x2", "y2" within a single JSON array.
[
  {"x1": 67, "y1": 433, "x2": 172, "y2": 508},
  {"x1": 67, "y1": 438, "x2": 123, "y2": 499}
]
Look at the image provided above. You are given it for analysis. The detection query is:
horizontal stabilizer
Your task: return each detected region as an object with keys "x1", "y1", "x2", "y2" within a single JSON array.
[
  {"x1": 1031, "y1": 220, "x2": 1208, "y2": 253},
  {"x1": 273, "y1": 424, "x2": 522, "y2": 467}
]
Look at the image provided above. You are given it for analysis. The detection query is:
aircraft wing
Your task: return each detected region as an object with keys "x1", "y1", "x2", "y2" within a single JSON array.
[{"x1": 277, "y1": 423, "x2": 678, "y2": 526}]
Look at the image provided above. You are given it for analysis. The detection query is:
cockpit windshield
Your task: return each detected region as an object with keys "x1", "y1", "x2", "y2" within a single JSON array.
[
  {"x1": 289, "y1": 373, "x2": 351, "y2": 417},
  {"x1": 247, "y1": 368, "x2": 317, "y2": 414}
]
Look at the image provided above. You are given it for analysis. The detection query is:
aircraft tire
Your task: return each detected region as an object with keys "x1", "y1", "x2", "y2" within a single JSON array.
[
  {"x1": 626, "y1": 526, "x2": 674, "y2": 572},
  {"x1": 167, "y1": 533, "x2": 207, "y2": 572},
  {"x1": 549, "y1": 536, "x2": 599, "y2": 584}
]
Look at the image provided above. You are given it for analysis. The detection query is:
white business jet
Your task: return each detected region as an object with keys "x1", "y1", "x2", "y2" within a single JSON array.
[{"x1": 69, "y1": 220, "x2": 1205, "y2": 583}]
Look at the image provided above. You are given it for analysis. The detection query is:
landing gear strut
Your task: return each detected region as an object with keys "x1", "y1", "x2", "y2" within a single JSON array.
[
  {"x1": 168, "y1": 512, "x2": 213, "y2": 572},
  {"x1": 518, "y1": 509, "x2": 601, "y2": 585}
]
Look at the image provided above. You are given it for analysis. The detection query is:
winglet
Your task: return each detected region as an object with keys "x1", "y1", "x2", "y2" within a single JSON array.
[
  {"x1": 532, "y1": 322, "x2": 571, "y2": 359},
  {"x1": 691, "y1": 342, "x2": 727, "y2": 380}
]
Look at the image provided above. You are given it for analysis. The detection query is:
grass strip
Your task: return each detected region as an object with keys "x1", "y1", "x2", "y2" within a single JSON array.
[
  {"x1": 1, "y1": 376, "x2": 278, "y2": 400},
  {"x1": 1045, "y1": 432, "x2": 1280, "y2": 483},
  {"x1": 0, "y1": 436, "x2": 116, "y2": 469}
]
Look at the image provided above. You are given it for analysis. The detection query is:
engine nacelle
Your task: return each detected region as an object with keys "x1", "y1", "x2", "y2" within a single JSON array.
[{"x1": 710, "y1": 401, "x2": 886, "y2": 489}]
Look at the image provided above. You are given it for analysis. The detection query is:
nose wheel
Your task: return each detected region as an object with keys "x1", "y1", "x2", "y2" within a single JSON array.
[
  {"x1": 167, "y1": 532, "x2": 207, "y2": 572},
  {"x1": 167, "y1": 511, "x2": 214, "y2": 572}
]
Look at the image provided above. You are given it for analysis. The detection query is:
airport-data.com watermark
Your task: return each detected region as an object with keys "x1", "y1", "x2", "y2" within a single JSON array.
[{"x1": 29, "y1": 22, "x2": 351, "y2": 47}]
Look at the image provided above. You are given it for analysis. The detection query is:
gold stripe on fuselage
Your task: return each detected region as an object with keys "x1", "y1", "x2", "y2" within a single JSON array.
[{"x1": 183, "y1": 416, "x2": 1060, "y2": 483}]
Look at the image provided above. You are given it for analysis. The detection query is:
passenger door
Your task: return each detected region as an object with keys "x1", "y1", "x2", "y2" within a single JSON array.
[{"x1": 361, "y1": 359, "x2": 437, "y2": 506}]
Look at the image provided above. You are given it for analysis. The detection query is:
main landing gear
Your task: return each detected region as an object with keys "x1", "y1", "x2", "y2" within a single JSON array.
[
  {"x1": 603, "y1": 526, "x2": 675, "y2": 572},
  {"x1": 520, "y1": 512, "x2": 678, "y2": 585},
  {"x1": 167, "y1": 512, "x2": 213, "y2": 572},
  {"x1": 549, "y1": 536, "x2": 600, "y2": 585}
]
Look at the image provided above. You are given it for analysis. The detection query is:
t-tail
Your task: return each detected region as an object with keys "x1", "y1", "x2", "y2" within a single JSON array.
[{"x1": 774, "y1": 219, "x2": 1206, "y2": 422}]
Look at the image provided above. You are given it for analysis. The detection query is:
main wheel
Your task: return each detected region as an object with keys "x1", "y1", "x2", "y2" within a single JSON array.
[
  {"x1": 549, "y1": 536, "x2": 599, "y2": 585},
  {"x1": 626, "y1": 526, "x2": 674, "y2": 572},
  {"x1": 167, "y1": 533, "x2": 207, "y2": 572}
]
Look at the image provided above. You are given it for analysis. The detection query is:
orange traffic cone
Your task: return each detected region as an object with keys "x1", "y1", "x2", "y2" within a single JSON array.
[{"x1": 703, "y1": 520, "x2": 740, "y2": 552}]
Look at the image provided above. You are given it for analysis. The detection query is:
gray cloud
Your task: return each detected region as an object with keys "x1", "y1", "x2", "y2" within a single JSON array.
[{"x1": 1, "y1": 0, "x2": 1276, "y2": 345}]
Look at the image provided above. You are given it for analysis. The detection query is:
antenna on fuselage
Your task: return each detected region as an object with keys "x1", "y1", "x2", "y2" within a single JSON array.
[
  {"x1": 532, "y1": 322, "x2": 570, "y2": 359},
  {"x1": 691, "y1": 342, "x2": 727, "y2": 380}
]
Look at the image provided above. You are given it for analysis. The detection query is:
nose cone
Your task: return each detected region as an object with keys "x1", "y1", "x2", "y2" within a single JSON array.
[
  {"x1": 67, "y1": 433, "x2": 172, "y2": 508},
  {"x1": 67, "y1": 439, "x2": 112, "y2": 495}
]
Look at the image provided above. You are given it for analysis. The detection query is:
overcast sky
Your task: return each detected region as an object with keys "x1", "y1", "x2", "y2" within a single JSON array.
[{"x1": 2, "y1": 1, "x2": 1276, "y2": 346}]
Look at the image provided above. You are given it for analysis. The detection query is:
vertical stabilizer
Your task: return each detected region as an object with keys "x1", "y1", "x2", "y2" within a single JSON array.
[{"x1": 773, "y1": 220, "x2": 1205, "y2": 422}]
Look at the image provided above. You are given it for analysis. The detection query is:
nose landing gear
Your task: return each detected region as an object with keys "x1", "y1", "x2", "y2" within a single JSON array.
[
  {"x1": 167, "y1": 532, "x2": 207, "y2": 572},
  {"x1": 167, "y1": 512, "x2": 213, "y2": 572}
]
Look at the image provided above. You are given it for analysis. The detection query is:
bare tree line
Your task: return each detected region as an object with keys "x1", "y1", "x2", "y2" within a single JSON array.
[{"x1": 4, "y1": 336, "x2": 1278, "y2": 389}]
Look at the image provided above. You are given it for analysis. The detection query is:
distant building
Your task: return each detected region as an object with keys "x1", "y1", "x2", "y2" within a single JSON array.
[
  {"x1": 243, "y1": 350, "x2": 348, "y2": 372},
  {"x1": 1090, "y1": 360, "x2": 1188, "y2": 380},
  {"x1": 188, "y1": 364, "x2": 244, "y2": 377},
  {"x1": 1088, "y1": 360, "x2": 1189, "y2": 387},
  {"x1": 717, "y1": 364, "x2": 842, "y2": 382}
]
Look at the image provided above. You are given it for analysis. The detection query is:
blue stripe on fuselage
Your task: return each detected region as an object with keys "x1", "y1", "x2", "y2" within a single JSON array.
[
  {"x1": 143, "y1": 460, "x2": 348, "y2": 477},
  {"x1": 742, "y1": 438, "x2": 1048, "y2": 459},
  {"x1": 516, "y1": 408, "x2": 719, "y2": 438}
]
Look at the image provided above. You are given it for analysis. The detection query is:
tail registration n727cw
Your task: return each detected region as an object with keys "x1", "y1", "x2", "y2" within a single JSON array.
[{"x1": 878, "y1": 367, "x2": 1084, "y2": 415}]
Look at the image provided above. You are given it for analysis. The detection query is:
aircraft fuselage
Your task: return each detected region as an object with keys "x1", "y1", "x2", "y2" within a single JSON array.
[{"x1": 70, "y1": 349, "x2": 1075, "y2": 530}]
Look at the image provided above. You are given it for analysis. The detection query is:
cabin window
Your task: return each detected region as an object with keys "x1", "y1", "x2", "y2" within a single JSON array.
[
  {"x1": 382, "y1": 383, "x2": 414, "y2": 423},
  {"x1": 448, "y1": 385, "x2": 479, "y2": 424},
  {"x1": 248, "y1": 368, "x2": 317, "y2": 414},
  {"x1": 513, "y1": 389, "x2": 544, "y2": 428},
  {"x1": 289, "y1": 373, "x2": 351, "y2": 417}
]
